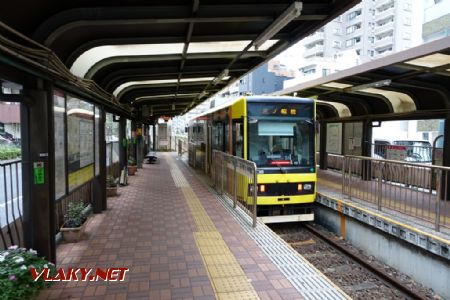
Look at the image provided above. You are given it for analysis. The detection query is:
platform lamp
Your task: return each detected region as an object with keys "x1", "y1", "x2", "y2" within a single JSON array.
[{"x1": 253, "y1": 1, "x2": 303, "y2": 50}]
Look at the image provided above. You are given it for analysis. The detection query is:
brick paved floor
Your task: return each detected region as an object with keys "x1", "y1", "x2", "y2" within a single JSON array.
[{"x1": 38, "y1": 154, "x2": 304, "y2": 299}]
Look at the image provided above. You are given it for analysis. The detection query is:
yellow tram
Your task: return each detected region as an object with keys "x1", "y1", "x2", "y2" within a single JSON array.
[{"x1": 188, "y1": 96, "x2": 316, "y2": 223}]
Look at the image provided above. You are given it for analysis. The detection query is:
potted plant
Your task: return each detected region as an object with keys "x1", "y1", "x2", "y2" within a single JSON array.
[
  {"x1": 60, "y1": 202, "x2": 89, "y2": 243},
  {"x1": 106, "y1": 175, "x2": 118, "y2": 197},
  {"x1": 127, "y1": 156, "x2": 137, "y2": 175},
  {"x1": 0, "y1": 245, "x2": 56, "y2": 300}
]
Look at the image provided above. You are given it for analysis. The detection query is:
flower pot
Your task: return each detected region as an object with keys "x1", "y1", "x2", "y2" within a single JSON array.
[
  {"x1": 128, "y1": 165, "x2": 137, "y2": 175},
  {"x1": 106, "y1": 186, "x2": 118, "y2": 197},
  {"x1": 60, "y1": 221, "x2": 86, "y2": 243}
]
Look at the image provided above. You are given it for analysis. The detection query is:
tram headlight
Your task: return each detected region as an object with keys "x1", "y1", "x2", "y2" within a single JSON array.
[{"x1": 303, "y1": 183, "x2": 312, "y2": 190}]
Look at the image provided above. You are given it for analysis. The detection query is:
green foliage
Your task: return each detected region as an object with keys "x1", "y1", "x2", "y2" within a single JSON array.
[
  {"x1": 0, "y1": 145, "x2": 21, "y2": 161},
  {"x1": 107, "y1": 175, "x2": 118, "y2": 187},
  {"x1": 128, "y1": 156, "x2": 136, "y2": 166},
  {"x1": 0, "y1": 246, "x2": 56, "y2": 300},
  {"x1": 64, "y1": 202, "x2": 87, "y2": 228}
]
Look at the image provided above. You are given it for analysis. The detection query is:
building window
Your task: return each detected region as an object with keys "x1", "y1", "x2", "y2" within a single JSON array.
[
  {"x1": 346, "y1": 23, "x2": 361, "y2": 34},
  {"x1": 356, "y1": 49, "x2": 361, "y2": 55},
  {"x1": 322, "y1": 69, "x2": 330, "y2": 76},
  {"x1": 368, "y1": 36, "x2": 374, "y2": 43},
  {"x1": 403, "y1": 31, "x2": 411, "y2": 39},
  {"x1": 404, "y1": 17, "x2": 411, "y2": 26},
  {"x1": 403, "y1": 2, "x2": 411, "y2": 11},
  {"x1": 333, "y1": 41, "x2": 341, "y2": 48},
  {"x1": 368, "y1": 50, "x2": 374, "y2": 57},
  {"x1": 345, "y1": 39, "x2": 353, "y2": 47},
  {"x1": 434, "y1": 0, "x2": 443, "y2": 4},
  {"x1": 333, "y1": 28, "x2": 341, "y2": 35},
  {"x1": 347, "y1": 9, "x2": 362, "y2": 21}
]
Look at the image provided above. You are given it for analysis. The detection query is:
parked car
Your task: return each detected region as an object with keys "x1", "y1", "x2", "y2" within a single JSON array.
[{"x1": 392, "y1": 140, "x2": 432, "y2": 163}]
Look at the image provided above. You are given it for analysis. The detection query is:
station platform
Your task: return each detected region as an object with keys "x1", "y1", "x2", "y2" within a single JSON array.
[
  {"x1": 38, "y1": 153, "x2": 348, "y2": 300},
  {"x1": 316, "y1": 169, "x2": 450, "y2": 257}
]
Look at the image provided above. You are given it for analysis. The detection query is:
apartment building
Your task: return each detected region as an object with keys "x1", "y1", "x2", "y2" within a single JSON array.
[
  {"x1": 289, "y1": 0, "x2": 422, "y2": 87},
  {"x1": 423, "y1": 0, "x2": 450, "y2": 42}
]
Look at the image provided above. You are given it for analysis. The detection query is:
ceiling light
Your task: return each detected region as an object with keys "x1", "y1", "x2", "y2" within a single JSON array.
[
  {"x1": 253, "y1": 1, "x2": 303, "y2": 50},
  {"x1": 172, "y1": 103, "x2": 175, "y2": 111},
  {"x1": 321, "y1": 82, "x2": 353, "y2": 89},
  {"x1": 350, "y1": 79, "x2": 391, "y2": 92},
  {"x1": 404, "y1": 53, "x2": 450, "y2": 68}
]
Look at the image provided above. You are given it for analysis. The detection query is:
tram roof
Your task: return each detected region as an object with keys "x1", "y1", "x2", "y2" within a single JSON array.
[
  {"x1": 0, "y1": 0, "x2": 359, "y2": 120},
  {"x1": 274, "y1": 36, "x2": 450, "y2": 121}
]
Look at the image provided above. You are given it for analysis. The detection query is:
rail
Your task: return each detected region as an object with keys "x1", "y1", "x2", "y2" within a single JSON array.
[
  {"x1": 0, "y1": 159, "x2": 23, "y2": 249},
  {"x1": 342, "y1": 155, "x2": 450, "y2": 231},
  {"x1": 211, "y1": 150, "x2": 258, "y2": 227}
]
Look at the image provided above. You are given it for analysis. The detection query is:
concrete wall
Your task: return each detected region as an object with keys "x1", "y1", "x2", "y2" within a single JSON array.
[{"x1": 315, "y1": 205, "x2": 450, "y2": 299}]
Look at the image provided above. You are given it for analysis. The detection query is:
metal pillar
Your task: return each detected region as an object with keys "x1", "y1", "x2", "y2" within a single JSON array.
[
  {"x1": 319, "y1": 121, "x2": 327, "y2": 170},
  {"x1": 21, "y1": 79, "x2": 55, "y2": 263},
  {"x1": 442, "y1": 115, "x2": 450, "y2": 201},
  {"x1": 361, "y1": 120, "x2": 372, "y2": 181},
  {"x1": 119, "y1": 117, "x2": 127, "y2": 169},
  {"x1": 152, "y1": 123, "x2": 157, "y2": 151},
  {"x1": 93, "y1": 107, "x2": 106, "y2": 213}
]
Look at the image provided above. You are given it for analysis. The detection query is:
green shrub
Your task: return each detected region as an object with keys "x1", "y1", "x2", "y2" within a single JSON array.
[
  {"x1": 0, "y1": 246, "x2": 56, "y2": 300},
  {"x1": 64, "y1": 202, "x2": 87, "y2": 228}
]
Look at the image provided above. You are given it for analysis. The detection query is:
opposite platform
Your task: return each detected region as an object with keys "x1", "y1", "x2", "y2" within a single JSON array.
[{"x1": 38, "y1": 153, "x2": 346, "y2": 300}]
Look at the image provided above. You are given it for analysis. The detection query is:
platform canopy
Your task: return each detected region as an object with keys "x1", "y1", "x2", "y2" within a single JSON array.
[
  {"x1": 0, "y1": 0, "x2": 359, "y2": 119},
  {"x1": 274, "y1": 37, "x2": 450, "y2": 121}
]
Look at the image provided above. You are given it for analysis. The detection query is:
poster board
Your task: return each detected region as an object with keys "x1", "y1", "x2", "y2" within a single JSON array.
[
  {"x1": 326, "y1": 123, "x2": 342, "y2": 154},
  {"x1": 67, "y1": 97, "x2": 94, "y2": 191},
  {"x1": 53, "y1": 91, "x2": 66, "y2": 199}
]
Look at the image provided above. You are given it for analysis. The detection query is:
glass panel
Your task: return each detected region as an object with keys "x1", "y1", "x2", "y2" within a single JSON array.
[
  {"x1": 67, "y1": 96, "x2": 94, "y2": 191},
  {"x1": 94, "y1": 106, "x2": 100, "y2": 176},
  {"x1": 247, "y1": 102, "x2": 314, "y2": 169},
  {"x1": 53, "y1": 91, "x2": 66, "y2": 199},
  {"x1": 258, "y1": 122, "x2": 295, "y2": 136}
]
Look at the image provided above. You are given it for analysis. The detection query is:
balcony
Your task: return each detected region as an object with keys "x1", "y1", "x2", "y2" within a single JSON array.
[
  {"x1": 374, "y1": 36, "x2": 394, "y2": 49},
  {"x1": 375, "y1": 6, "x2": 395, "y2": 21},
  {"x1": 374, "y1": 20, "x2": 395, "y2": 35},
  {"x1": 303, "y1": 45, "x2": 324, "y2": 58},
  {"x1": 376, "y1": 0, "x2": 394, "y2": 10},
  {"x1": 303, "y1": 32, "x2": 325, "y2": 47}
]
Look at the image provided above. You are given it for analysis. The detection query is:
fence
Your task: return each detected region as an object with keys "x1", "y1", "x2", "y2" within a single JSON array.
[
  {"x1": 370, "y1": 142, "x2": 434, "y2": 163},
  {"x1": 0, "y1": 159, "x2": 23, "y2": 249},
  {"x1": 211, "y1": 150, "x2": 258, "y2": 227},
  {"x1": 342, "y1": 155, "x2": 450, "y2": 231}
]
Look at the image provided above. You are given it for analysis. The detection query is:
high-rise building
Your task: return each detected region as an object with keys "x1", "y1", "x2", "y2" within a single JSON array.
[
  {"x1": 285, "y1": 0, "x2": 422, "y2": 87},
  {"x1": 423, "y1": 0, "x2": 450, "y2": 42}
]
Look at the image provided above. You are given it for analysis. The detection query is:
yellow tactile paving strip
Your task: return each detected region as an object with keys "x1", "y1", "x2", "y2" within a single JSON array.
[{"x1": 167, "y1": 155, "x2": 259, "y2": 300}]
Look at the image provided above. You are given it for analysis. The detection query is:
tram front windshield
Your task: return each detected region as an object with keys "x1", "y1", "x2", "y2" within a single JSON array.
[{"x1": 247, "y1": 102, "x2": 314, "y2": 169}]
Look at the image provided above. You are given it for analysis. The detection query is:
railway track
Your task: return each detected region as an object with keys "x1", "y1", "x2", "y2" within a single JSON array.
[{"x1": 270, "y1": 223, "x2": 441, "y2": 300}]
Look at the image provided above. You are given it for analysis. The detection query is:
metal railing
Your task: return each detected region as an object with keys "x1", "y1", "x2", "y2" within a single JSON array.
[
  {"x1": 0, "y1": 159, "x2": 23, "y2": 249},
  {"x1": 370, "y1": 142, "x2": 434, "y2": 163},
  {"x1": 211, "y1": 150, "x2": 258, "y2": 227},
  {"x1": 342, "y1": 155, "x2": 450, "y2": 231}
]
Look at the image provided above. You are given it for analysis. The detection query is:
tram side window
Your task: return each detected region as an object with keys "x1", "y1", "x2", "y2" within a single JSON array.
[
  {"x1": 233, "y1": 121, "x2": 243, "y2": 158},
  {"x1": 212, "y1": 122, "x2": 223, "y2": 151}
]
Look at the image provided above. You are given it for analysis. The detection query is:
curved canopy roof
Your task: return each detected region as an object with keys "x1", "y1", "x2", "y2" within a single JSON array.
[
  {"x1": 0, "y1": 0, "x2": 359, "y2": 119},
  {"x1": 274, "y1": 37, "x2": 450, "y2": 121}
]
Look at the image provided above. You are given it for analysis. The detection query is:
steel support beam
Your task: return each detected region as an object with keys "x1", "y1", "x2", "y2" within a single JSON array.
[{"x1": 21, "y1": 78, "x2": 56, "y2": 263}]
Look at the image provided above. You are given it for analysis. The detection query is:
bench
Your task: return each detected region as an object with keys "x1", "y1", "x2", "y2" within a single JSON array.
[{"x1": 145, "y1": 151, "x2": 158, "y2": 164}]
